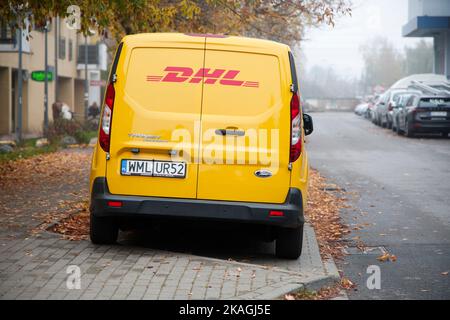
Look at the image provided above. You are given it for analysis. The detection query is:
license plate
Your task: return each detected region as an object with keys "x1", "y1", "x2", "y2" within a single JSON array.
[
  {"x1": 431, "y1": 111, "x2": 447, "y2": 117},
  {"x1": 121, "y1": 159, "x2": 186, "y2": 178}
]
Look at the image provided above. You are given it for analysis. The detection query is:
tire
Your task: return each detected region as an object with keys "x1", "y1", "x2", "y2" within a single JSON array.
[
  {"x1": 276, "y1": 225, "x2": 303, "y2": 259},
  {"x1": 405, "y1": 120, "x2": 415, "y2": 138},
  {"x1": 90, "y1": 213, "x2": 119, "y2": 244},
  {"x1": 395, "y1": 118, "x2": 404, "y2": 135}
]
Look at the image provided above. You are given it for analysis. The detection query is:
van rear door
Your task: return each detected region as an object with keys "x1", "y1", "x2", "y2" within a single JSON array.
[
  {"x1": 106, "y1": 36, "x2": 205, "y2": 199},
  {"x1": 197, "y1": 38, "x2": 291, "y2": 204}
]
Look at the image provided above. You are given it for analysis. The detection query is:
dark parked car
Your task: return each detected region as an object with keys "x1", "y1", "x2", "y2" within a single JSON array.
[
  {"x1": 386, "y1": 90, "x2": 422, "y2": 129},
  {"x1": 395, "y1": 94, "x2": 450, "y2": 137}
]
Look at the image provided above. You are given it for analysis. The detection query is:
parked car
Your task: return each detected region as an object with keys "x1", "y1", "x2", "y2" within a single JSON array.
[
  {"x1": 392, "y1": 93, "x2": 412, "y2": 134},
  {"x1": 395, "y1": 94, "x2": 450, "y2": 137},
  {"x1": 386, "y1": 90, "x2": 422, "y2": 129},
  {"x1": 372, "y1": 93, "x2": 387, "y2": 126},
  {"x1": 354, "y1": 103, "x2": 369, "y2": 116},
  {"x1": 371, "y1": 95, "x2": 384, "y2": 125},
  {"x1": 89, "y1": 33, "x2": 314, "y2": 259}
]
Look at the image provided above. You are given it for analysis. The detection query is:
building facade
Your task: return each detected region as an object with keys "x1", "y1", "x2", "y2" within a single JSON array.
[
  {"x1": 403, "y1": 0, "x2": 450, "y2": 78},
  {"x1": 0, "y1": 17, "x2": 107, "y2": 137}
]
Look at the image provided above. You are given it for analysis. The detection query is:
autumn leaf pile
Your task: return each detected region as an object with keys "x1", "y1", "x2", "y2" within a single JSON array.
[
  {"x1": 0, "y1": 151, "x2": 90, "y2": 190},
  {"x1": 0, "y1": 150, "x2": 91, "y2": 238},
  {"x1": 49, "y1": 201, "x2": 90, "y2": 241},
  {"x1": 305, "y1": 169, "x2": 351, "y2": 260},
  {"x1": 285, "y1": 285, "x2": 343, "y2": 300}
]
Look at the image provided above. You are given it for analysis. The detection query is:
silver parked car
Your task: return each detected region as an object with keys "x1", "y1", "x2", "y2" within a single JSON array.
[{"x1": 374, "y1": 90, "x2": 419, "y2": 129}]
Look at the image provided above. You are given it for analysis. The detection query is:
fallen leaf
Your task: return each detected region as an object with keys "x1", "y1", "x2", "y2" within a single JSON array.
[
  {"x1": 377, "y1": 253, "x2": 390, "y2": 262},
  {"x1": 341, "y1": 277, "x2": 355, "y2": 290},
  {"x1": 377, "y1": 252, "x2": 396, "y2": 262}
]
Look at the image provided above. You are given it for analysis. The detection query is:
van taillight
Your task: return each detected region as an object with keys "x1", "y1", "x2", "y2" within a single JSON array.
[
  {"x1": 99, "y1": 83, "x2": 115, "y2": 152},
  {"x1": 290, "y1": 92, "x2": 302, "y2": 162}
]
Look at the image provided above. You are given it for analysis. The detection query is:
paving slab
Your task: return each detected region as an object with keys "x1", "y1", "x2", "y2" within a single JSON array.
[{"x1": 0, "y1": 223, "x2": 339, "y2": 300}]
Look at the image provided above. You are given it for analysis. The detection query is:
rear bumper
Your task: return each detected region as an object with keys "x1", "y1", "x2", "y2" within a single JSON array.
[
  {"x1": 90, "y1": 178, "x2": 304, "y2": 229},
  {"x1": 411, "y1": 120, "x2": 450, "y2": 133}
]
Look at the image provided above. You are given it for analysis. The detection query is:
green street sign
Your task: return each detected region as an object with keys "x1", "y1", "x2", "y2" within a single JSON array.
[{"x1": 31, "y1": 70, "x2": 53, "y2": 82}]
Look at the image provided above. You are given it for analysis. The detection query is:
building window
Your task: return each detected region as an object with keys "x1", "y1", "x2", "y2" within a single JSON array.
[
  {"x1": 77, "y1": 44, "x2": 99, "y2": 65},
  {"x1": 59, "y1": 37, "x2": 66, "y2": 59},
  {"x1": 0, "y1": 20, "x2": 15, "y2": 45},
  {"x1": 68, "y1": 39, "x2": 73, "y2": 61}
]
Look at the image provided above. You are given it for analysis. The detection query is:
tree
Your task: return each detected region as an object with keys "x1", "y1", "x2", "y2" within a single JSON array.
[
  {"x1": 360, "y1": 37, "x2": 405, "y2": 90},
  {"x1": 1, "y1": 0, "x2": 352, "y2": 46},
  {"x1": 360, "y1": 37, "x2": 435, "y2": 93},
  {"x1": 404, "y1": 40, "x2": 433, "y2": 75},
  {"x1": 300, "y1": 65, "x2": 359, "y2": 99}
]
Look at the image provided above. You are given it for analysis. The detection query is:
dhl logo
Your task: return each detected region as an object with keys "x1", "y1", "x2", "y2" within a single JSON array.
[{"x1": 146, "y1": 67, "x2": 259, "y2": 88}]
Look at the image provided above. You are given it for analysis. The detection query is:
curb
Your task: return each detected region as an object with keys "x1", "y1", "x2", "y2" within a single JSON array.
[{"x1": 231, "y1": 223, "x2": 342, "y2": 300}]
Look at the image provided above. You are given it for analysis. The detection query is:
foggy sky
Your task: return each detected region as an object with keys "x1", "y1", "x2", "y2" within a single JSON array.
[{"x1": 299, "y1": 0, "x2": 430, "y2": 79}]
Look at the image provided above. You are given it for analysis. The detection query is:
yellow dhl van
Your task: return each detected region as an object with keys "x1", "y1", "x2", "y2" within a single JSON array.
[{"x1": 89, "y1": 33, "x2": 313, "y2": 259}]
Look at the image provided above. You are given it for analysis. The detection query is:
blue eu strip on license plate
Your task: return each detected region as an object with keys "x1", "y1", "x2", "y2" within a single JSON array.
[{"x1": 121, "y1": 159, "x2": 186, "y2": 178}]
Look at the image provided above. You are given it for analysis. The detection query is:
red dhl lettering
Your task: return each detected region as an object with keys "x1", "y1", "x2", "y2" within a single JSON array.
[{"x1": 146, "y1": 67, "x2": 259, "y2": 88}]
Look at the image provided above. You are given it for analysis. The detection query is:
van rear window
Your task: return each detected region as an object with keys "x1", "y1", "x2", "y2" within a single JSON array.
[
  {"x1": 419, "y1": 98, "x2": 450, "y2": 108},
  {"x1": 288, "y1": 52, "x2": 298, "y2": 92}
]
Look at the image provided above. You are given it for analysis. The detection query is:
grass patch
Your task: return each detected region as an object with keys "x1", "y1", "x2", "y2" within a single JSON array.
[
  {"x1": 0, "y1": 140, "x2": 59, "y2": 163},
  {"x1": 1, "y1": 127, "x2": 97, "y2": 164},
  {"x1": 74, "y1": 130, "x2": 97, "y2": 145}
]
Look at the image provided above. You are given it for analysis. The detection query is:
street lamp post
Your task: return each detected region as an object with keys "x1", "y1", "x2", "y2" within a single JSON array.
[
  {"x1": 44, "y1": 22, "x2": 49, "y2": 132},
  {"x1": 55, "y1": 16, "x2": 58, "y2": 102},
  {"x1": 84, "y1": 35, "x2": 89, "y2": 120},
  {"x1": 17, "y1": 27, "x2": 23, "y2": 141}
]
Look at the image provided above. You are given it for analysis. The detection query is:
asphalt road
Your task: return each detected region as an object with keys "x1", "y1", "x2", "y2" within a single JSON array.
[{"x1": 308, "y1": 112, "x2": 450, "y2": 300}]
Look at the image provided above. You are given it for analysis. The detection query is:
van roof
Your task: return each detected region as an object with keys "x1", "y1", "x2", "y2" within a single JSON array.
[{"x1": 121, "y1": 33, "x2": 290, "y2": 53}]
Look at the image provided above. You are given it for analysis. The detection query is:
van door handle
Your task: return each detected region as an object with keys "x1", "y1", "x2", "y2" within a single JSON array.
[{"x1": 215, "y1": 128, "x2": 245, "y2": 136}]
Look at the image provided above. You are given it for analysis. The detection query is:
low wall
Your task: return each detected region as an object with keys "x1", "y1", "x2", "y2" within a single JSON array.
[{"x1": 304, "y1": 98, "x2": 360, "y2": 112}]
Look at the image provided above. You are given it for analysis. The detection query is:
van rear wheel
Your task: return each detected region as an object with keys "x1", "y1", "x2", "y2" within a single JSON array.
[
  {"x1": 276, "y1": 225, "x2": 303, "y2": 259},
  {"x1": 90, "y1": 214, "x2": 119, "y2": 244}
]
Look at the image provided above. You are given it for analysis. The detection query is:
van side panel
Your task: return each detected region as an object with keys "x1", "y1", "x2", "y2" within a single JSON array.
[
  {"x1": 90, "y1": 43, "x2": 123, "y2": 194},
  {"x1": 287, "y1": 52, "x2": 309, "y2": 208},
  {"x1": 106, "y1": 41, "x2": 205, "y2": 199},
  {"x1": 197, "y1": 45, "x2": 291, "y2": 204}
]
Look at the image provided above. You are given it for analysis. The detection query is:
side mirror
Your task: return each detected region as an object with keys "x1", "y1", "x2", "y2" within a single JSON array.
[{"x1": 303, "y1": 113, "x2": 314, "y2": 136}]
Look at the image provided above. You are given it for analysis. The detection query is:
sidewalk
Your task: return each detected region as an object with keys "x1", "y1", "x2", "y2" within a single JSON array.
[{"x1": 0, "y1": 224, "x2": 339, "y2": 300}]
